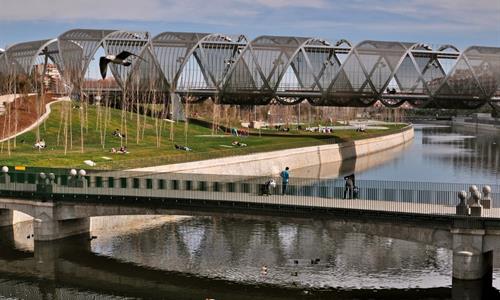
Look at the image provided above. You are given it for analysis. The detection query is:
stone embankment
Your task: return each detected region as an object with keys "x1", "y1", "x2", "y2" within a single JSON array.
[
  {"x1": 452, "y1": 116, "x2": 500, "y2": 132},
  {"x1": 132, "y1": 125, "x2": 414, "y2": 176}
]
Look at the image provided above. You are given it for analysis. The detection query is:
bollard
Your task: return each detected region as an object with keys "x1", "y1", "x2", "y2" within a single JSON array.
[
  {"x1": 78, "y1": 169, "x2": 88, "y2": 187},
  {"x1": 68, "y1": 169, "x2": 80, "y2": 188},
  {"x1": 0, "y1": 166, "x2": 9, "y2": 184},
  {"x1": 469, "y1": 190, "x2": 483, "y2": 217},
  {"x1": 36, "y1": 172, "x2": 53, "y2": 194},
  {"x1": 466, "y1": 185, "x2": 478, "y2": 206},
  {"x1": 456, "y1": 191, "x2": 470, "y2": 216},
  {"x1": 481, "y1": 186, "x2": 492, "y2": 209}
]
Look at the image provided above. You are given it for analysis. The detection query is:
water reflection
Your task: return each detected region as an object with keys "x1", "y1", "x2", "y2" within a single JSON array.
[
  {"x1": 346, "y1": 125, "x2": 500, "y2": 183},
  {"x1": 1, "y1": 216, "x2": 499, "y2": 299},
  {"x1": 293, "y1": 139, "x2": 413, "y2": 179},
  {"x1": 1, "y1": 124, "x2": 500, "y2": 299}
]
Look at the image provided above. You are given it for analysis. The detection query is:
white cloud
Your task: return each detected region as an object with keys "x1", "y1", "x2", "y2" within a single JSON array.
[
  {"x1": 249, "y1": 0, "x2": 328, "y2": 9},
  {"x1": 0, "y1": 0, "x2": 497, "y2": 44},
  {"x1": 0, "y1": 0, "x2": 325, "y2": 21},
  {"x1": 348, "y1": 0, "x2": 500, "y2": 30}
]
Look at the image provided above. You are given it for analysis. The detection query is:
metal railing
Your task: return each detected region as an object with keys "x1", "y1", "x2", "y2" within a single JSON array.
[{"x1": 0, "y1": 169, "x2": 498, "y2": 220}]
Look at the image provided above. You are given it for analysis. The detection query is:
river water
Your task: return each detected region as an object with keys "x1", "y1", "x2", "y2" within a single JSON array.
[
  {"x1": 355, "y1": 124, "x2": 499, "y2": 184},
  {"x1": 0, "y1": 124, "x2": 499, "y2": 299}
]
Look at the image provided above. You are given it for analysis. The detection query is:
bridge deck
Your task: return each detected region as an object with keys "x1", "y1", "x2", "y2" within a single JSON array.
[
  {"x1": 1, "y1": 182, "x2": 497, "y2": 220},
  {"x1": 73, "y1": 187, "x2": 500, "y2": 219}
]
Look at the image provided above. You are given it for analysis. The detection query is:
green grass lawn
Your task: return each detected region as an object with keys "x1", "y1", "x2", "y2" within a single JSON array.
[{"x1": 0, "y1": 103, "x2": 408, "y2": 170}]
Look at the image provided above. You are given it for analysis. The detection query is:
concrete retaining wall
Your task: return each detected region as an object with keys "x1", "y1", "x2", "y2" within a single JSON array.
[
  {"x1": 133, "y1": 126, "x2": 414, "y2": 176},
  {"x1": 452, "y1": 117, "x2": 500, "y2": 132}
]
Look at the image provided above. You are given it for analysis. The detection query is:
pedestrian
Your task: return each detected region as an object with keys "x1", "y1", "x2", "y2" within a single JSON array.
[
  {"x1": 280, "y1": 167, "x2": 290, "y2": 195},
  {"x1": 344, "y1": 174, "x2": 355, "y2": 199}
]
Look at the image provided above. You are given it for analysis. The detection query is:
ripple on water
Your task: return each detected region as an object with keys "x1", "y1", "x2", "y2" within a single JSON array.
[{"x1": 85, "y1": 217, "x2": 465, "y2": 290}]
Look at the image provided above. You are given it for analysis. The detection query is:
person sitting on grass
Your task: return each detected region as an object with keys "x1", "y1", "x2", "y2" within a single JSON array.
[
  {"x1": 34, "y1": 139, "x2": 46, "y2": 149},
  {"x1": 231, "y1": 141, "x2": 247, "y2": 147},
  {"x1": 118, "y1": 146, "x2": 129, "y2": 154},
  {"x1": 175, "y1": 144, "x2": 192, "y2": 151}
]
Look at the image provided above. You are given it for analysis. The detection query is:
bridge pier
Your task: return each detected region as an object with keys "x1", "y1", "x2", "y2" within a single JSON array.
[
  {"x1": 452, "y1": 229, "x2": 493, "y2": 280},
  {"x1": 170, "y1": 92, "x2": 185, "y2": 121},
  {"x1": 34, "y1": 236, "x2": 92, "y2": 279},
  {"x1": 0, "y1": 209, "x2": 13, "y2": 227},
  {"x1": 34, "y1": 217, "x2": 90, "y2": 241}
]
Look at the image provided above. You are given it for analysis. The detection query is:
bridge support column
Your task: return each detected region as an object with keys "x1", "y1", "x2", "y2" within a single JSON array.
[
  {"x1": 170, "y1": 92, "x2": 185, "y2": 121},
  {"x1": 34, "y1": 236, "x2": 92, "y2": 279},
  {"x1": 452, "y1": 229, "x2": 492, "y2": 280},
  {"x1": 0, "y1": 209, "x2": 13, "y2": 227},
  {"x1": 34, "y1": 217, "x2": 90, "y2": 241},
  {"x1": 452, "y1": 277, "x2": 496, "y2": 300}
]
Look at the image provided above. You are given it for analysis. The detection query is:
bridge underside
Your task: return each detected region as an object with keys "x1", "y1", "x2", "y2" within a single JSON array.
[
  {"x1": 1, "y1": 193, "x2": 500, "y2": 281},
  {"x1": 0, "y1": 30, "x2": 499, "y2": 109}
]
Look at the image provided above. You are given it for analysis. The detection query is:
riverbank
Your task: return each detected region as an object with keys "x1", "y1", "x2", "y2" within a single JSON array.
[
  {"x1": 0, "y1": 101, "x2": 407, "y2": 170},
  {"x1": 131, "y1": 125, "x2": 414, "y2": 176},
  {"x1": 452, "y1": 116, "x2": 500, "y2": 132}
]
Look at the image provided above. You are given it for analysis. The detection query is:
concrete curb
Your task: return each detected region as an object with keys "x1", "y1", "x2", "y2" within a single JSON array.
[{"x1": 131, "y1": 126, "x2": 414, "y2": 176}]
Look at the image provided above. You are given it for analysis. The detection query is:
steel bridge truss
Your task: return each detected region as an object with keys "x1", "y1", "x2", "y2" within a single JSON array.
[{"x1": 0, "y1": 29, "x2": 499, "y2": 109}]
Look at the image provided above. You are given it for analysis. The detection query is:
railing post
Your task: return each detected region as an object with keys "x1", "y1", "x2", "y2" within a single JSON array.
[
  {"x1": 0, "y1": 166, "x2": 10, "y2": 184},
  {"x1": 470, "y1": 190, "x2": 483, "y2": 217},
  {"x1": 466, "y1": 185, "x2": 478, "y2": 206},
  {"x1": 456, "y1": 191, "x2": 470, "y2": 216},
  {"x1": 481, "y1": 186, "x2": 492, "y2": 209},
  {"x1": 36, "y1": 172, "x2": 55, "y2": 194},
  {"x1": 67, "y1": 169, "x2": 87, "y2": 188}
]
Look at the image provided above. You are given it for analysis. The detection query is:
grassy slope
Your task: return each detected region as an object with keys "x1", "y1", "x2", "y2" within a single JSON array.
[{"x1": 0, "y1": 103, "x2": 406, "y2": 170}]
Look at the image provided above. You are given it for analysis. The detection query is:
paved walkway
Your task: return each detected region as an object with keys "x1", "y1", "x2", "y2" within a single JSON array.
[
  {"x1": 0, "y1": 96, "x2": 70, "y2": 143},
  {"x1": 42, "y1": 184, "x2": 500, "y2": 220}
]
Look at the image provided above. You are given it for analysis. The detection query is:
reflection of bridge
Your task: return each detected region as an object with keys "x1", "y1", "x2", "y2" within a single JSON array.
[
  {"x1": 1, "y1": 224, "x2": 497, "y2": 299},
  {"x1": 1, "y1": 170, "x2": 500, "y2": 282},
  {"x1": 1, "y1": 29, "x2": 499, "y2": 109}
]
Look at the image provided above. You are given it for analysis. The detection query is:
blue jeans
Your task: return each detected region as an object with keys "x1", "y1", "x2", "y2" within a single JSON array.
[{"x1": 282, "y1": 182, "x2": 288, "y2": 195}]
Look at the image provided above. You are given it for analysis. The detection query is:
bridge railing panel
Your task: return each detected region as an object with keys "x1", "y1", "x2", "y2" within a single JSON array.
[{"x1": 0, "y1": 171, "x2": 499, "y2": 219}]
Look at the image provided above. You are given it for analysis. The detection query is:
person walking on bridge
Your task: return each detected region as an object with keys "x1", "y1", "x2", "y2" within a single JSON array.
[
  {"x1": 344, "y1": 174, "x2": 355, "y2": 199},
  {"x1": 280, "y1": 167, "x2": 290, "y2": 195}
]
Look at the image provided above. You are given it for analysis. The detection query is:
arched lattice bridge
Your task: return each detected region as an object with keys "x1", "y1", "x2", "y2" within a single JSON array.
[{"x1": 1, "y1": 29, "x2": 499, "y2": 109}]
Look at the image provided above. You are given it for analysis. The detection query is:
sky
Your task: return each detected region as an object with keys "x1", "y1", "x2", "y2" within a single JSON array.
[{"x1": 0, "y1": 0, "x2": 499, "y2": 50}]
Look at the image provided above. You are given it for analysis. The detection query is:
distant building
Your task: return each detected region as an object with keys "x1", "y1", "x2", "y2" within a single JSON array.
[{"x1": 34, "y1": 64, "x2": 63, "y2": 94}]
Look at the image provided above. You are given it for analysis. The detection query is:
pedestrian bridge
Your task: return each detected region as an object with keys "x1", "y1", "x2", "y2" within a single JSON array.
[
  {"x1": 0, "y1": 169, "x2": 500, "y2": 281},
  {"x1": 1, "y1": 29, "x2": 499, "y2": 109}
]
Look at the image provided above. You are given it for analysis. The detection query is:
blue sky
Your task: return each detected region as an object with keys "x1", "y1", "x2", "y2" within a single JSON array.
[{"x1": 0, "y1": 0, "x2": 499, "y2": 50}]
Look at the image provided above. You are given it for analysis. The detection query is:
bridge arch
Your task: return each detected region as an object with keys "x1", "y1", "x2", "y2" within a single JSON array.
[
  {"x1": 222, "y1": 35, "x2": 310, "y2": 105},
  {"x1": 175, "y1": 33, "x2": 247, "y2": 93},
  {"x1": 0, "y1": 28, "x2": 498, "y2": 109},
  {"x1": 0, "y1": 39, "x2": 65, "y2": 96},
  {"x1": 150, "y1": 32, "x2": 211, "y2": 92},
  {"x1": 461, "y1": 46, "x2": 500, "y2": 99},
  {"x1": 148, "y1": 32, "x2": 247, "y2": 95},
  {"x1": 0, "y1": 50, "x2": 7, "y2": 93},
  {"x1": 0, "y1": 39, "x2": 64, "y2": 76},
  {"x1": 100, "y1": 31, "x2": 151, "y2": 89},
  {"x1": 58, "y1": 29, "x2": 119, "y2": 93}
]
